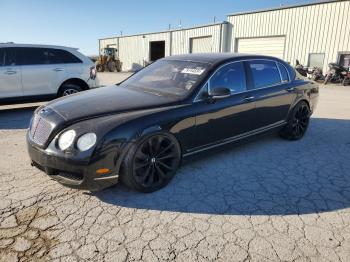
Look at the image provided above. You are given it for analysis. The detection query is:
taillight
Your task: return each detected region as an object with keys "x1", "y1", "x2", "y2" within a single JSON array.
[{"x1": 90, "y1": 66, "x2": 96, "y2": 80}]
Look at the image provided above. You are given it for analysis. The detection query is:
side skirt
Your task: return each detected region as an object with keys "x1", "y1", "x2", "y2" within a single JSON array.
[{"x1": 183, "y1": 121, "x2": 286, "y2": 158}]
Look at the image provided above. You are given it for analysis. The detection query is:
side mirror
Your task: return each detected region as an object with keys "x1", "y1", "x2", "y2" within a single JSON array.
[{"x1": 209, "y1": 87, "x2": 231, "y2": 99}]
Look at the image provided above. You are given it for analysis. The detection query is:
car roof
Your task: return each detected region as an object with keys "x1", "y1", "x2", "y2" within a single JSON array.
[
  {"x1": 0, "y1": 43, "x2": 78, "y2": 50},
  {"x1": 164, "y1": 53, "x2": 282, "y2": 64}
]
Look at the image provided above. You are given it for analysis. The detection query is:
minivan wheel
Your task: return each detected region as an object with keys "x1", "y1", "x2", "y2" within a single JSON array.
[
  {"x1": 58, "y1": 84, "x2": 82, "y2": 97},
  {"x1": 279, "y1": 101, "x2": 310, "y2": 140},
  {"x1": 121, "y1": 132, "x2": 181, "y2": 193}
]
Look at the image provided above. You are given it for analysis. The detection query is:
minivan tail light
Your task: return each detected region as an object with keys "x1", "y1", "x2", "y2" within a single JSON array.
[{"x1": 90, "y1": 66, "x2": 96, "y2": 80}]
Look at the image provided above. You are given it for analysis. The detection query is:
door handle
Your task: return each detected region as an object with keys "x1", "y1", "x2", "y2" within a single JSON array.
[
  {"x1": 243, "y1": 96, "x2": 255, "y2": 102},
  {"x1": 4, "y1": 71, "x2": 17, "y2": 75},
  {"x1": 53, "y1": 68, "x2": 64, "y2": 72},
  {"x1": 286, "y1": 87, "x2": 296, "y2": 92}
]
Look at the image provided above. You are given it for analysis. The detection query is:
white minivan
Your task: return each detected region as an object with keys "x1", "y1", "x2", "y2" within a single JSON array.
[{"x1": 0, "y1": 43, "x2": 97, "y2": 104}]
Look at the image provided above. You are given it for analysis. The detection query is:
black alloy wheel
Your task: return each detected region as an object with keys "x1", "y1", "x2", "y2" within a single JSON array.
[
  {"x1": 280, "y1": 101, "x2": 310, "y2": 140},
  {"x1": 122, "y1": 133, "x2": 181, "y2": 192}
]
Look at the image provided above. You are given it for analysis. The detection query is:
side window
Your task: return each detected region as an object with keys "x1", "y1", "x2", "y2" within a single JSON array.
[
  {"x1": 46, "y1": 49, "x2": 64, "y2": 64},
  {"x1": 278, "y1": 63, "x2": 289, "y2": 83},
  {"x1": 17, "y1": 47, "x2": 49, "y2": 65},
  {"x1": 248, "y1": 60, "x2": 281, "y2": 89},
  {"x1": 209, "y1": 62, "x2": 246, "y2": 94},
  {"x1": 58, "y1": 50, "x2": 82, "y2": 64},
  {"x1": 4, "y1": 48, "x2": 17, "y2": 66},
  {"x1": 0, "y1": 49, "x2": 4, "y2": 66}
]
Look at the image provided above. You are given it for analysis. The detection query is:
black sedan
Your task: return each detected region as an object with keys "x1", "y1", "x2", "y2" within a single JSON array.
[{"x1": 27, "y1": 53, "x2": 319, "y2": 192}]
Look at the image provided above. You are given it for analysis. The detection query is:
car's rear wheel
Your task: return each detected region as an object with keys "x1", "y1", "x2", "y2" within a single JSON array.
[
  {"x1": 121, "y1": 132, "x2": 181, "y2": 193},
  {"x1": 279, "y1": 101, "x2": 310, "y2": 140},
  {"x1": 58, "y1": 83, "x2": 82, "y2": 97}
]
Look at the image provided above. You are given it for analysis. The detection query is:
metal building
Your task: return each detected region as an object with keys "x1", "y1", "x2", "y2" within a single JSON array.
[
  {"x1": 227, "y1": 0, "x2": 350, "y2": 72},
  {"x1": 99, "y1": 22, "x2": 228, "y2": 71},
  {"x1": 99, "y1": 0, "x2": 350, "y2": 73}
]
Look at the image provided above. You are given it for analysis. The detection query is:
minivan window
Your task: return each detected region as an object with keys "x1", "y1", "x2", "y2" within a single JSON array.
[
  {"x1": 0, "y1": 49, "x2": 4, "y2": 66},
  {"x1": 55, "y1": 49, "x2": 82, "y2": 64},
  {"x1": 18, "y1": 47, "x2": 49, "y2": 65},
  {"x1": 4, "y1": 48, "x2": 17, "y2": 66},
  {"x1": 209, "y1": 62, "x2": 246, "y2": 94},
  {"x1": 248, "y1": 60, "x2": 281, "y2": 89},
  {"x1": 278, "y1": 63, "x2": 289, "y2": 82}
]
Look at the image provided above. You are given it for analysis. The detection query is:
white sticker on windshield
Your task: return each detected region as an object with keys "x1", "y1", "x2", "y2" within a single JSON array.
[{"x1": 181, "y1": 68, "x2": 205, "y2": 75}]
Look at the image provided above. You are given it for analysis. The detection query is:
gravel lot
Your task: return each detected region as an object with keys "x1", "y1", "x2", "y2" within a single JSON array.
[{"x1": 0, "y1": 75, "x2": 350, "y2": 261}]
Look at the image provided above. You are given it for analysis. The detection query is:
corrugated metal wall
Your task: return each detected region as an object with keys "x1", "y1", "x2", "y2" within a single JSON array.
[
  {"x1": 228, "y1": 0, "x2": 350, "y2": 72},
  {"x1": 99, "y1": 23, "x2": 227, "y2": 71}
]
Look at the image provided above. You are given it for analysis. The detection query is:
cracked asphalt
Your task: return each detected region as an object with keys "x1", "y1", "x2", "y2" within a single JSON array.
[{"x1": 0, "y1": 81, "x2": 350, "y2": 261}]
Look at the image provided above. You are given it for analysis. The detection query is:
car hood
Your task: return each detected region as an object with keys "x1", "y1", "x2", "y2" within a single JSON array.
[{"x1": 46, "y1": 85, "x2": 179, "y2": 122}]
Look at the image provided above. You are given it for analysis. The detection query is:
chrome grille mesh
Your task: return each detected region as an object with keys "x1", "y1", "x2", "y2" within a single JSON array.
[{"x1": 30, "y1": 114, "x2": 53, "y2": 146}]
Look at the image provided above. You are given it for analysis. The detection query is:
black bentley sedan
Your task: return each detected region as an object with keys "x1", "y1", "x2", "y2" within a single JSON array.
[{"x1": 27, "y1": 53, "x2": 319, "y2": 192}]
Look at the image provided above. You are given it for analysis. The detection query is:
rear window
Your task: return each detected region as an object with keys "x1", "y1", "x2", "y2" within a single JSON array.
[
  {"x1": 53, "y1": 49, "x2": 82, "y2": 64},
  {"x1": 248, "y1": 60, "x2": 281, "y2": 89}
]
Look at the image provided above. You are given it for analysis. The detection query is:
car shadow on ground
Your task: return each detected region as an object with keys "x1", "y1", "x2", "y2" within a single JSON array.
[
  {"x1": 0, "y1": 107, "x2": 36, "y2": 129},
  {"x1": 95, "y1": 118, "x2": 350, "y2": 216}
]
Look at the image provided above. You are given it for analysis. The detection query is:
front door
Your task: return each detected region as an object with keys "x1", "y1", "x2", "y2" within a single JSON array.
[
  {"x1": 0, "y1": 48, "x2": 22, "y2": 99},
  {"x1": 193, "y1": 61, "x2": 256, "y2": 149}
]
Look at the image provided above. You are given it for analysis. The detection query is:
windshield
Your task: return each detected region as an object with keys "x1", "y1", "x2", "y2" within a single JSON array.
[{"x1": 120, "y1": 60, "x2": 210, "y2": 97}]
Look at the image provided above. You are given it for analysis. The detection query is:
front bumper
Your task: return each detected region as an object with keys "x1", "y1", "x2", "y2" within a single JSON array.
[{"x1": 27, "y1": 133, "x2": 120, "y2": 191}]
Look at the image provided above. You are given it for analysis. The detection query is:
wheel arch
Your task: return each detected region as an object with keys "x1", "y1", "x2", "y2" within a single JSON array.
[{"x1": 57, "y1": 78, "x2": 89, "y2": 97}]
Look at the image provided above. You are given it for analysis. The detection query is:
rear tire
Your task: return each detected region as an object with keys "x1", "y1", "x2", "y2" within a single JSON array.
[
  {"x1": 58, "y1": 83, "x2": 82, "y2": 97},
  {"x1": 279, "y1": 101, "x2": 311, "y2": 141},
  {"x1": 121, "y1": 132, "x2": 181, "y2": 193},
  {"x1": 342, "y1": 78, "x2": 349, "y2": 86},
  {"x1": 96, "y1": 64, "x2": 104, "y2": 72},
  {"x1": 107, "y1": 61, "x2": 116, "y2": 72}
]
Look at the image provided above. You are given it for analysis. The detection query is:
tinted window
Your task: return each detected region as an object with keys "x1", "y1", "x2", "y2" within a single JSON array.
[
  {"x1": 209, "y1": 62, "x2": 246, "y2": 94},
  {"x1": 0, "y1": 49, "x2": 4, "y2": 66},
  {"x1": 18, "y1": 47, "x2": 49, "y2": 65},
  {"x1": 278, "y1": 63, "x2": 289, "y2": 82},
  {"x1": 4, "y1": 48, "x2": 17, "y2": 66},
  {"x1": 46, "y1": 49, "x2": 64, "y2": 64},
  {"x1": 248, "y1": 60, "x2": 281, "y2": 89},
  {"x1": 55, "y1": 49, "x2": 82, "y2": 64}
]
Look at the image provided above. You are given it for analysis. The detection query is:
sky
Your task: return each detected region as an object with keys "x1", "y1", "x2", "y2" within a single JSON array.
[{"x1": 1, "y1": 0, "x2": 315, "y2": 56}]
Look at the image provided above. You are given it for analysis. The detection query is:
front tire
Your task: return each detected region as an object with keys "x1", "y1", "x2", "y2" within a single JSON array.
[
  {"x1": 342, "y1": 77, "x2": 349, "y2": 86},
  {"x1": 121, "y1": 132, "x2": 181, "y2": 193},
  {"x1": 324, "y1": 75, "x2": 331, "y2": 85},
  {"x1": 279, "y1": 101, "x2": 311, "y2": 140},
  {"x1": 58, "y1": 83, "x2": 82, "y2": 97}
]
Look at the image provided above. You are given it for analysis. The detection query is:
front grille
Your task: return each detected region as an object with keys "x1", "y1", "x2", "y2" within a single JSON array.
[{"x1": 30, "y1": 114, "x2": 54, "y2": 146}]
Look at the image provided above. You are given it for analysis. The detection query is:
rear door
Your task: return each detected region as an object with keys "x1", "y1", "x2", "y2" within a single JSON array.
[
  {"x1": 193, "y1": 61, "x2": 256, "y2": 148},
  {"x1": 0, "y1": 48, "x2": 22, "y2": 99},
  {"x1": 18, "y1": 47, "x2": 66, "y2": 96},
  {"x1": 246, "y1": 60, "x2": 296, "y2": 129}
]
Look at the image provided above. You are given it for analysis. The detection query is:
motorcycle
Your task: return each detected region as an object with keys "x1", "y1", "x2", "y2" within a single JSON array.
[
  {"x1": 295, "y1": 60, "x2": 308, "y2": 77},
  {"x1": 342, "y1": 68, "x2": 350, "y2": 86},
  {"x1": 324, "y1": 63, "x2": 348, "y2": 85},
  {"x1": 307, "y1": 67, "x2": 324, "y2": 82}
]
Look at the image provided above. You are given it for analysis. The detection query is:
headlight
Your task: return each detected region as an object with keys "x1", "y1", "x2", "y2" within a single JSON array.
[
  {"x1": 58, "y1": 130, "x2": 76, "y2": 150},
  {"x1": 77, "y1": 133, "x2": 97, "y2": 151}
]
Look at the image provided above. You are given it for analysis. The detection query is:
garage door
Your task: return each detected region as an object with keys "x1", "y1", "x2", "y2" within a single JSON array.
[
  {"x1": 237, "y1": 37, "x2": 286, "y2": 59},
  {"x1": 190, "y1": 36, "x2": 212, "y2": 53}
]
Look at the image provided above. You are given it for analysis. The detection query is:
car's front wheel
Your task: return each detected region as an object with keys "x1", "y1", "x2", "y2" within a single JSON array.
[
  {"x1": 279, "y1": 101, "x2": 311, "y2": 140},
  {"x1": 121, "y1": 132, "x2": 181, "y2": 193}
]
